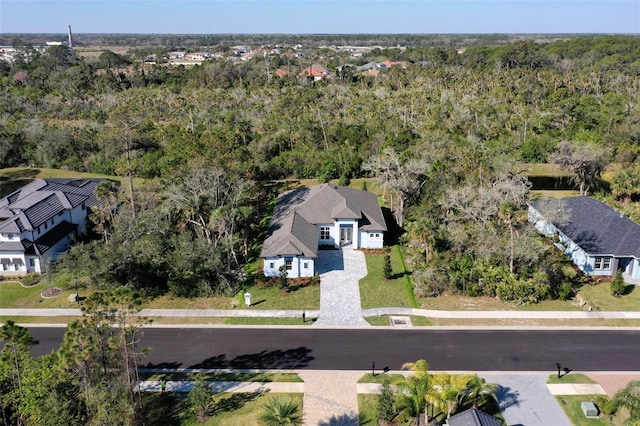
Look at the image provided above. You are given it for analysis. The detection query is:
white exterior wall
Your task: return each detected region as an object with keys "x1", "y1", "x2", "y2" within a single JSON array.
[
  {"x1": 263, "y1": 256, "x2": 314, "y2": 278},
  {"x1": 359, "y1": 230, "x2": 384, "y2": 249},
  {"x1": 0, "y1": 252, "x2": 27, "y2": 276},
  {"x1": 317, "y1": 223, "x2": 338, "y2": 247}
]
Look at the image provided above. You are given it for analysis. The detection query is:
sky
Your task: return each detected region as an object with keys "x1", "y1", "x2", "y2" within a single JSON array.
[{"x1": 1, "y1": 0, "x2": 639, "y2": 34}]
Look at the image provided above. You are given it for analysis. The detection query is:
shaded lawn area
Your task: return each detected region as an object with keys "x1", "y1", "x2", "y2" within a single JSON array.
[
  {"x1": 554, "y1": 395, "x2": 624, "y2": 426},
  {"x1": 360, "y1": 246, "x2": 416, "y2": 310},
  {"x1": 138, "y1": 372, "x2": 302, "y2": 382},
  {"x1": 139, "y1": 391, "x2": 303, "y2": 426}
]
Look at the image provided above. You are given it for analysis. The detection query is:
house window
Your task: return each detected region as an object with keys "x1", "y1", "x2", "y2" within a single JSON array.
[
  {"x1": 370, "y1": 233, "x2": 380, "y2": 238},
  {"x1": 285, "y1": 258, "x2": 293, "y2": 271},
  {"x1": 44, "y1": 222, "x2": 48, "y2": 230},
  {"x1": 303, "y1": 262, "x2": 308, "y2": 269},
  {"x1": 29, "y1": 259, "x2": 36, "y2": 267},
  {"x1": 594, "y1": 257, "x2": 612, "y2": 270},
  {"x1": 320, "y1": 226, "x2": 330, "y2": 240},
  {"x1": 269, "y1": 262, "x2": 275, "y2": 269}
]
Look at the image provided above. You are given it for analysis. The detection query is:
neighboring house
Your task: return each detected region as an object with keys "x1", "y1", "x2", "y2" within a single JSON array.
[
  {"x1": 529, "y1": 196, "x2": 640, "y2": 284},
  {"x1": 447, "y1": 408, "x2": 502, "y2": 426},
  {"x1": 297, "y1": 64, "x2": 328, "y2": 81},
  {"x1": 0, "y1": 178, "x2": 114, "y2": 276},
  {"x1": 260, "y1": 184, "x2": 387, "y2": 278}
]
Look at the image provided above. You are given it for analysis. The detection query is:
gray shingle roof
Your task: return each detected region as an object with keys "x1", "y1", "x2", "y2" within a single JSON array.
[
  {"x1": 260, "y1": 184, "x2": 386, "y2": 258},
  {"x1": 448, "y1": 408, "x2": 502, "y2": 426},
  {"x1": 0, "y1": 178, "x2": 116, "y2": 255},
  {"x1": 530, "y1": 196, "x2": 640, "y2": 258}
]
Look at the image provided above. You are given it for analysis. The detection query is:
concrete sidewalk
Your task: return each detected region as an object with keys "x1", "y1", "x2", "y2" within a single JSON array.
[{"x1": 4, "y1": 307, "x2": 640, "y2": 320}]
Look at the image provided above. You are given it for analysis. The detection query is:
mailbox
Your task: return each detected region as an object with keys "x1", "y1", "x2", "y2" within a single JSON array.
[{"x1": 244, "y1": 292, "x2": 251, "y2": 306}]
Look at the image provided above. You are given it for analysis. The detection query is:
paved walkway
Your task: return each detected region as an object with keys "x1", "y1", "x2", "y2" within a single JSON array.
[
  {"x1": 314, "y1": 248, "x2": 369, "y2": 327},
  {"x1": 6, "y1": 306, "x2": 640, "y2": 321}
]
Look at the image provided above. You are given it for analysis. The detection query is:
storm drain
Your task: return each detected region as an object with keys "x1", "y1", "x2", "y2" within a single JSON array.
[{"x1": 389, "y1": 316, "x2": 412, "y2": 327}]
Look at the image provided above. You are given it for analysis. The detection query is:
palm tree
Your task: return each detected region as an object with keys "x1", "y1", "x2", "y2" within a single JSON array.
[
  {"x1": 394, "y1": 359, "x2": 431, "y2": 425},
  {"x1": 259, "y1": 396, "x2": 303, "y2": 426},
  {"x1": 613, "y1": 380, "x2": 640, "y2": 423},
  {"x1": 458, "y1": 374, "x2": 498, "y2": 409},
  {"x1": 426, "y1": 373, "x2": 470, "y2": 419}
]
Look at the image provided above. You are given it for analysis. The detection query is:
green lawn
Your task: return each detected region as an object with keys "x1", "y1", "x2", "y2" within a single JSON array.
[
  {"x1": 359, "y1": 246, "x2": 416, "y2": 310},
  {"x1": 138, "y1": 372, "x2": 303, "y2": 382},
  {"x1": 233, "y1": 282, "x2": 320, "y2": 311},
  {"x1": 555, "y1": 395, "x2": 625, "y2": 426},
  {"x1": 548, "y1": 374, "x2": 597, "y2": 384},
  {"x1": 578, "y1": 283, "x2": 640, "y2": 311},
  {"x1": 358, "y1": 394, "x2": 379, "y2": 426},
  {"x1": 0, "y1": 273, "x2": 86, "y2": 309},
  {"x1": 358, "y1": 373, "x2": 404, "y2": 384},
  {"x1": 140, "y1": 392, "x2": 303, "y2": 426}
]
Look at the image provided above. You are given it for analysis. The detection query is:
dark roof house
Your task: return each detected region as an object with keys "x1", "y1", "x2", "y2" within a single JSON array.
[{"x1": 529, "y1": 196, "x2": 640, "y2": 283}]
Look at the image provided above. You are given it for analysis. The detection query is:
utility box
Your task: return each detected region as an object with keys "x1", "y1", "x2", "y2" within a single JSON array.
[{"x1": 581, "y1": 401, "x2": 599, "y2": 418}]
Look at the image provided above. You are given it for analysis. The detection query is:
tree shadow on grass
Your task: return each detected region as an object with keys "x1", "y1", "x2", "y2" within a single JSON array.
[
  {"x1": 137, "y1": 393, "x2": 182, "y2": 426},
  {"x1": 213, "y1": 391, "x2": 263, "y2": 415}
]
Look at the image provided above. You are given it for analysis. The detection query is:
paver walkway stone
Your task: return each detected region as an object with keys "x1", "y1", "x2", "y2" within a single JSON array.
[
  {"x1": 299, "y1": 370, "x2": 362, "y2": 426},
  {"x1": 314, "y1": 248, "x2": 369, "y2": 327}
]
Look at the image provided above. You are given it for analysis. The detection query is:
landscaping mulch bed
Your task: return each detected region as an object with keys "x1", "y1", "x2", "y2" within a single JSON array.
[{"x1": 41, "y1": 287, "x2": 62, "y2": 298}]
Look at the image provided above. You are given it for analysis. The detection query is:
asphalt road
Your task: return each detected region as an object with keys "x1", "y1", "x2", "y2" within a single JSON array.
[{"x1": 20, "y1": 327, "x2": 640, "y2": 372}]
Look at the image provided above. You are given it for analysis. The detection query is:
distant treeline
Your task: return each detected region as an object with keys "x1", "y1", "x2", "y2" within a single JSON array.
[{"x1": 0, "y1": 32, "x2": 604, "y2": 49}]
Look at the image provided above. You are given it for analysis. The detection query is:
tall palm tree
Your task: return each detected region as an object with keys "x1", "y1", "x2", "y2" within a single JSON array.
[
  {"x1": 394, "y1": 359, "x2": 431, "y2": 425},
  {"x1": 259, "y1": 396, "x2": 303, "y2": 426},
  {"x1": 458, "y1": 374, "x2": 498, "y2": 409},
  {"x1": 426, "y1": 373, "x2": 470, "y2": 419}
]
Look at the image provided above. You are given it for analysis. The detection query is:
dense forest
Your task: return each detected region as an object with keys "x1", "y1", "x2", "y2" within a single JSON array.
[{"x1": 1, "y1": 35, "x2": 640, "y2": 301}]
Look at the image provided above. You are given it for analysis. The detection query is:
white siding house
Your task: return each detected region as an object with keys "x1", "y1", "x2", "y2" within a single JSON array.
[
  {"x1": 0, "y1": 178, "x2": 116, "y2": 276},
  {"x1": 529, "y1": 196, "x2": 640, "y2": 284},
  {"x1": 261, "y1": 184, "x2": 387, "y2": 278}
]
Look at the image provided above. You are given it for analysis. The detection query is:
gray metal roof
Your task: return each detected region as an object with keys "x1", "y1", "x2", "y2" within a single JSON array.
[
  {"x1": 260, "y1": 184, "x2": 386, "y2": 258},
  {"x1": 448, "y1": 408, "x2": 502, "y2": 426},
  {"x1": 530, "y1": 196, "x2": 640, "y2": 258}
]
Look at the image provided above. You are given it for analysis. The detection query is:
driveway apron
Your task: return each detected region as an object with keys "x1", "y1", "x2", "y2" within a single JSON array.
[
  {"x1": 480, "y1": 374, "x2": 571, "y2": 426},
  {"x1": 314, "y1": 248, "x2": 369, "y2": 327}
]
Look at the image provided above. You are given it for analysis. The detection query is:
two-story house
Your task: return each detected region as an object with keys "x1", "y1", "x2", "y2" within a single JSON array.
[{"x1": 0, "y1": 178, "x2": 115, "y2": 276}]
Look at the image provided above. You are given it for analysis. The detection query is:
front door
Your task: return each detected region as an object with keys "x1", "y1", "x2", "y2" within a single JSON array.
[{"x1": 340, "y1": 226, "x2": 352, "y2": 245}]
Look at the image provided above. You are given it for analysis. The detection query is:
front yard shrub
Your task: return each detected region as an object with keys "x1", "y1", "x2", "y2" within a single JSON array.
[{"x1": 610, "y1": 270, "x2": 626, "y2": 296}]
